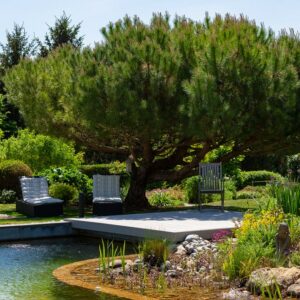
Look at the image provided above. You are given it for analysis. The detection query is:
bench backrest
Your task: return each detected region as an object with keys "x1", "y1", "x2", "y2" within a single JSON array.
[
  {"x1": 20, "y1": 176, "x2": 49, "y2": 200},
  {"x1": 93, "y1": 175, "x2": 120, "y2": 198},
  {"x1": 199, "y1": 163, "x2": 224, "y2": 192}
]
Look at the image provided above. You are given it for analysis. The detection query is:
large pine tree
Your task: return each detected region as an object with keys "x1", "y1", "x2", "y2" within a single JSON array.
[{"x1": 4, "y1": 14, "x2": 300, "y2": 209}]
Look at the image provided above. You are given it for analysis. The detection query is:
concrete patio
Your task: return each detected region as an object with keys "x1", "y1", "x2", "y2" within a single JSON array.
[{"x1": 67, "y1": 209, "x2": 243, "y2": 242}]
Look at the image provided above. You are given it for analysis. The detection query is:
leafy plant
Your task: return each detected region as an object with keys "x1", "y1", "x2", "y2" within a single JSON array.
[
  {"x1": 0, "y1": 189, "x2": 17, "y2": 203},
  {"x1": 39, "y1": 167, "x2": 92, "y2": 195},
  {"x1": 148, "y1": 192, "x2": 175, "y2": 207},
  {"x1": 0, "y1": 129, "x2": 83, "y2": 172},
  {"x1": 220, "y1": 209, "x2": 284, "y2": 280},
  {"x1": 49, "y1": 183, "x2": 79, "y2": 206}
]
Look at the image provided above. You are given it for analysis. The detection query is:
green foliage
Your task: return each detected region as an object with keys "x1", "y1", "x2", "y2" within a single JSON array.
[
  {"x1": 0, "y1": 129, "x2": 83, "y2": 172},
  {"x1": 39, "y1": 167, "x2": 92, "y2": 196},
  {"x1": 0, "y1": 23, "x2": 37, "y2": 72},
  {"x1": 287, "y1": 154, "x2": 300, "y2": 181},
  {"x1": 235, "y1": 171, "x2": 284, "y2": 190},
  {"x1": 148, "y1": 190, "x2": 183, "y2": 207},
  {"x1": 183, "y1": 176, "x2": 199, "y2": 203},
  {"x1": 205, "y1": 145, "x2": 244, "y2": 177},
  {"x1": 5, "y1": 14, "x2": 300, "y2": 209},
  {"x1": 183, "y1": 176, "x2": 236, "y2": 203},
  {"x1": 80, "y1": 161, "x2": 126, "y2": 177},
  {"x1": 0, "y1": 189, "x2": 17, "y2": 203},
  {"x1": 49, "y1": 182, "x2": 79, "y2": 206},
  {"x1": 0, "y1": 160, "x2": 32, "y2": 196},
  {"x1": 142, "y1": 239, "x2": 169, "y2": 267},
  {"x1": 220, "y1": 209, "x2": 284, "y2": 280},
  {"x1": 39, "y1": 12, "x2": 83, "y2": 57},
  {"x1": 289, "y1": 251, "x2": 300, "y2": 266},
  {"x1": 270, "y1": 184, "x2": 300, "y2": 215}
]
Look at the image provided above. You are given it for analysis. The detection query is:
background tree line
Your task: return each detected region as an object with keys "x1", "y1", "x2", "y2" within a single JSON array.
[{"x1": 0, "y1": 12, "x2": 83, "y2": 138}]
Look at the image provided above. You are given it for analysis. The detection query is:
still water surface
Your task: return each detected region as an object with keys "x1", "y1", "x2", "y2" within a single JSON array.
[{"x1": 0, "y1": 237, "x2": 124, "y2": 300}]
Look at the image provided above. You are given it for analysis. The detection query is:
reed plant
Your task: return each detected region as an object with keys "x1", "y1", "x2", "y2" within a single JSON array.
[
  {"x1": 98, "y1": 239, "x2": 119, "y2": 281},
  {"x1": 270, "y1": 184, "x2": 300, "y2": 215}
]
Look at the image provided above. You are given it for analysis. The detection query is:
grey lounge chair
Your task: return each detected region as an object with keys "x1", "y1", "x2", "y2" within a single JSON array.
[
  {"x1": 198, "y1": 163, "x2": 224, "y2": 211},
  {"x1": 92, "y1": 175, "x2": 123, "y2": 215},
  {"x1": 16, "y1": 176, "x2": 63, "y2": 217}
]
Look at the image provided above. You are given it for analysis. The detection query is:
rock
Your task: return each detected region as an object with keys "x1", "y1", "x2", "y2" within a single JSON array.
[
  {"x1": 185, "y1": 244, "x2": 195, "y2": 255},
  {"x1": 182, "y1": 241, "x2": 189, "y2": 247},
  {"x1": 223, "y1": 288, "x2": 251, "y2": 300},
  {"x1": 185, "y1": 234, "x2": 200, "y2": 242},
  {"x1": 160, "y1": 260, "x2": 171, "y2": 271},
  {"x1": 165, "y1": 270, "x2": 178, "y2": 278},
  {"x1": 199, "y1": 266, "x2": 206, "y2": 273},
  {"x1": 132, "y1": 258, "x2": 143, "y2": 272},
  {"x1": 247, "y1": 267, "x2": 300, "y2": 293},
  {"x1": 175, "y1": 245, "x2": 186, "y2": 255},
  {"x1": 287, "y1": 283, "x2": 300, "y2": 297},
  {"x1": 186, "y1": 260, "x2": 195, "y2": 269},
  {"x1": 176, "y1": 266, "x2": 183, "y2": 272},
  {"x1": 111, "y1": 259, "x2": 122, "y2": 268}
]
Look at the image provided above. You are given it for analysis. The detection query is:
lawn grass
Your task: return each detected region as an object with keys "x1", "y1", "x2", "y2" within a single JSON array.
[
  {"x1": 205, "y1": 198, "x2": 259, "y2": 212},
  {"x1": 0, "y1": 204, "x2": 93, "y2": 225}
]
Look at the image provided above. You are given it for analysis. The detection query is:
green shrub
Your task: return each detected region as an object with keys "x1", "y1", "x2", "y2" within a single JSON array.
[
  {"x1": 148, "y1": 190, "x2": 184, "y2": 207},
  {"x1": 235, "y1": 170, "x2": 284, "y2": 190},
  {"x1": 39, "y1": 167, "x2": 90, "y2": 191},
  {"x1": 183, "y1": 176, "x2": 198, "y2": 203},
  {"x1": 49, "y1": 183, "x2": 79, "y2": 205},
  {"x1": 289, "y1": 251, "x2": 300, "y2": 266},
  {"x1": 183, "y1": 176, "x2": 237, "y2": 203},
  {"x1": 80, "y1": 161, "x2": 126, "y2": 177},
  {"x1": 0, "y1": 129, "x2": 83, "y2": 172},
  {"x1": 142, "y1": 239, "x2": 169, "y2": 267},
  {"x1": 0, "y1": 189, "x2": 17, "y2": 203},
  {"x1": 0, "y1": 160, "x2": 32, "y2": 197},
  {"x1": 39, "y1": 167, "x2": 92, "y2": 202},
  {"x1": 287, "y1": 154, "x2": 300, "y2": 181}
]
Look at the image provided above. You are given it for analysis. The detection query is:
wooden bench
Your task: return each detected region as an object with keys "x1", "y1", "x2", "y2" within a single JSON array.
[{"x1": 198, "y1": 163, "x2": 224, "y2": 211}]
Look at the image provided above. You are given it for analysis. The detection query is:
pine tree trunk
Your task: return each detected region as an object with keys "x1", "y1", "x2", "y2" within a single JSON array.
[{"x1": 124, "y1": 168, "x2": 150, "y2": 211}]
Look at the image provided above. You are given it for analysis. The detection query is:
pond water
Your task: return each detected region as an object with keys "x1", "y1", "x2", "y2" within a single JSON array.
[{"x1": 0, "y1": 237, "x2": 125, "y2": 300}]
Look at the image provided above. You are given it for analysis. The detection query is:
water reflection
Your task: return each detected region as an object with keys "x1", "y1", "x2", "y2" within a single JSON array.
[{"x1": 0, "y1": 237, "x2": 126, "y2": 300}]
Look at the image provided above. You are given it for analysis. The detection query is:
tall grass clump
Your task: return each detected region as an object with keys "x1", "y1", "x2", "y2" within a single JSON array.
[
  {"x1": 220, "y1": 209, "x2": 284, "y2": 280},
  {"x1": 142, "y1": 239, "x2": 169, "y2": 267},
  {"x1": 271, "y1": 185, "x2": 300, "y2": 215},
  {"x1": 98, "y1": 240, "x2": 119, "y2": 280}
]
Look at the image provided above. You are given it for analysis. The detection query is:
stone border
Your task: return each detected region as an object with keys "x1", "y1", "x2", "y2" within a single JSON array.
[
  {"x1": 0, "y1": 221, "x2": 73, "y2": 242},
  {"x1": 53, "y1": 256, "x2": 158, "y2": 300}
]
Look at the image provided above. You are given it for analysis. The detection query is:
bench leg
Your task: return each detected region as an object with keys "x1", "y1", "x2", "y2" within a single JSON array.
[{"x1": 221, "y1": 192, "x2": 224, "y2": 212}]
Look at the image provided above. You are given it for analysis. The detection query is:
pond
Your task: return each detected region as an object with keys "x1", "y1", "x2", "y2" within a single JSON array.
[{"x1": 0, "y1": 237, "x2": 125, "y2": 300}]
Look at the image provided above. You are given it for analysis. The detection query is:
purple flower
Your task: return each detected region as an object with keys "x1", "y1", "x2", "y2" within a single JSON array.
[{"x1": 212, "y1": 229, "x2": 232, "y2": 242}]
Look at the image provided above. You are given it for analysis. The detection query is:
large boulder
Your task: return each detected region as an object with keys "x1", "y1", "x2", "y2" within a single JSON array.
[{"x1": 247, "y1": 267, "x2": 300, "y2": 294}]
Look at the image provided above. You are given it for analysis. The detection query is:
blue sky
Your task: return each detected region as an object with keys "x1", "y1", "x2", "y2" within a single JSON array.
[{"x1": 1, "y1": 0, "x2": 299, "y2": 46}]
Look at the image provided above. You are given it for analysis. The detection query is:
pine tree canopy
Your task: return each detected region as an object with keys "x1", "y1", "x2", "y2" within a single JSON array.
[{"x1": 4, "y1": 14, "x2": 300, "y2": 209}]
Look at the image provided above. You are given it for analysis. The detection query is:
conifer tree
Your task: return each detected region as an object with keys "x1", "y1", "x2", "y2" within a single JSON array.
[
  {"x1": 39, "y1": 12, "x2": 83, "y2": 57},
  {"x1": 4, "y1": 14, "x2": 300, "y2": 209}
]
